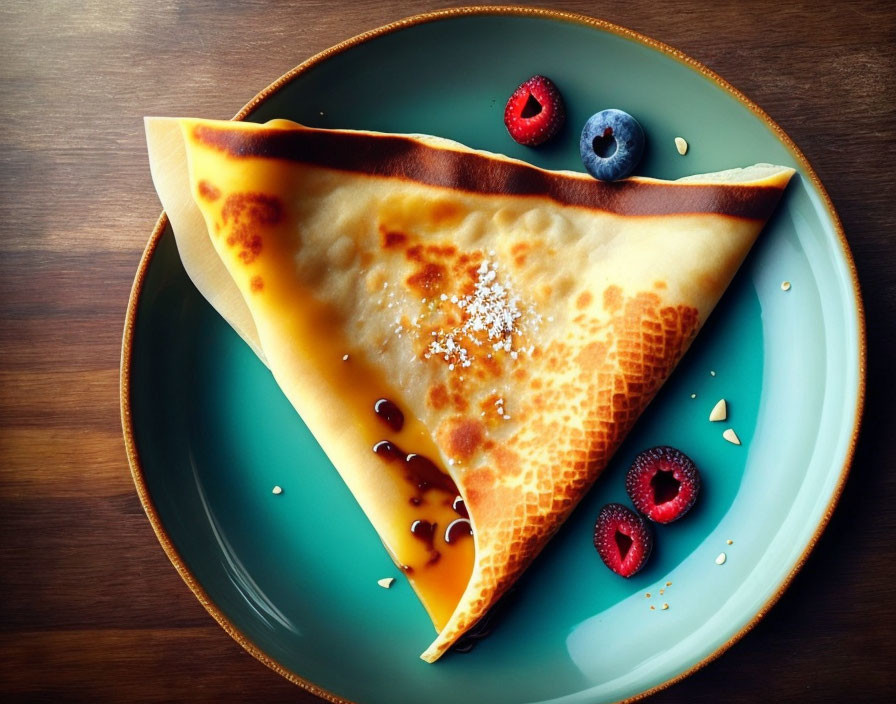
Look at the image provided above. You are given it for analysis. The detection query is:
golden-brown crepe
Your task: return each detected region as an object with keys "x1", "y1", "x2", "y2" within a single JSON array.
[{"x1": 145, "y1": 116, "x2": 793, "y2": 661}]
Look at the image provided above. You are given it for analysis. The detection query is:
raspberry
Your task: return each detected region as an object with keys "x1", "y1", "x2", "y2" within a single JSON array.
[
  {"x1": 593, "y1": 503, "x2": 653, "y2": 578},
  {"x1": 626, "y1": 446, "x2": 701, "y2": 524},
  {"x1": 503, "y1": 75, "x2": 565, "y2": 146}
]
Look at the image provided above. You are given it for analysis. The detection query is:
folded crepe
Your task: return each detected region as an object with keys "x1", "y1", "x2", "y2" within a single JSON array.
[{"x1": 145, "y1": 116, "x2": 793, "y2": 661}]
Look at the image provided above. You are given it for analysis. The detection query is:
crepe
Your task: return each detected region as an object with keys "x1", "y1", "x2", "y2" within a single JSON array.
[{"x1": 145, "y1": 116, "x2": 793, "y2": 661}]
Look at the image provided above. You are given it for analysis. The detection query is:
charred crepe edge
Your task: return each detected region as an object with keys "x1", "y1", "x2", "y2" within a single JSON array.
[{"x1": 186, "y1": 119, "x2": 789, "y2": 221}]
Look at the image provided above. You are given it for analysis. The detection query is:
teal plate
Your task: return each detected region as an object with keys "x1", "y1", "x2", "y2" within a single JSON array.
[{"x1": 122, "y1": 8, "x2": 864, "y2": 704}]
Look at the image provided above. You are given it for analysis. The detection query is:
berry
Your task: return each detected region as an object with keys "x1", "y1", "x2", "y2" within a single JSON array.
[
  {"x1": 503, "y1": 75, "x2": 566, "y2": 146},
  {"x1": 579, "y1": 109, "x2": 645, "y2": 180},
  {"x1": 626, "y1": 446, "x2": 701, "y2": 524},
  {"x1": 593, "y1": 503, "x2": 653, "y2": 578}
]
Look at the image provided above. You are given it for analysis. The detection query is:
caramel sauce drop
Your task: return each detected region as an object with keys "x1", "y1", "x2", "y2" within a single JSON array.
[
  {"x1": 405, "y1": 452, "x2": 456, "y2": 494},
  {"x1": 411, "y1": 519, "x2": 437, "y2": 548},
  {"x1": 374, "y1": 398, "x2": 405, "y2": 432},
  {"x1": 445, "y1": 518, "x2": 473, "y2": 544},
  {"x1": 372, "y1": 440, "x2": 404, "y2": 462}
]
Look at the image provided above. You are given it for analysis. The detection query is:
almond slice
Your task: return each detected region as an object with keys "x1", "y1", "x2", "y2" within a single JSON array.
[
  {"x1": 674, "y1": 137, "x2": 688, "y2": 155},
  {"x1": 377, "y1": 577, "x2": 395, "y2": 589},
  {"x1": 722, "y1": 428, "x2": 741, "y2": 445},
  {"x1": 709, "y1": 398, "x2": 727, "y2": 422}
]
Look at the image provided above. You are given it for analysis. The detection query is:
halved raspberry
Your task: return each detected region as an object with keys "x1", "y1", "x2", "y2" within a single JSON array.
[
  {"x1": 626, "y1": 446, "x2": 701, "y2": 524},
  {"x1": 503, "y1": 75, "x2": 565, "y2": 146},
  {"x1": 593, "y1": 503, "x2": 653, "y2": 578}
]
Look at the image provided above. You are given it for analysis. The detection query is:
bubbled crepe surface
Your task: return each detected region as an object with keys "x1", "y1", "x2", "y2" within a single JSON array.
[{"x1": 145, "y1": 117, "x2": 793, "y2": 662}]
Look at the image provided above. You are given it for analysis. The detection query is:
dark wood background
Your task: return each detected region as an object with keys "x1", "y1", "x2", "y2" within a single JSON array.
[{"x1": 1, "y1": 1, "x2": 894, "y2": 701}]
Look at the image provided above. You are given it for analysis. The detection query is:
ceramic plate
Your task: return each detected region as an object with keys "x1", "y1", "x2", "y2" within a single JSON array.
[{"x1": 122, "y1": 8, "x2": 864, "y2": 704}]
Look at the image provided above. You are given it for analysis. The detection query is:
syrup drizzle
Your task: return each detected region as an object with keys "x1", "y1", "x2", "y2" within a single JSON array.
[
  {"x1": 410, "y1": 519, "x2": 441, "y2": 565},
  {"x1": 371, "y1": 399, "x2": 474, "y2": 568},
  {"x1": 405, "y1": 453, "x2": 456, "y2": 494},
  {"x1": 370, "y1": 441, "x2": 456, "y2": 503}
]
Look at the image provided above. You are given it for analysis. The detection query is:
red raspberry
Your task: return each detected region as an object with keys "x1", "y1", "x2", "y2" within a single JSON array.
[
  {"x1": 503, "y1": 75, "x2": 566, "y2": 146},
  {"x1": 593, "y1": 503, "x2": 653, "y2": 578},
  {"x1": 626, "y1": 446, "x2": 701, "y2": 524}
]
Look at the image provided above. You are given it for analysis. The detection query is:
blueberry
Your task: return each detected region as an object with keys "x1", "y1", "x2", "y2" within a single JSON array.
[{"x1": 579, "y1": 109, "x2": 645, "y2": 181}]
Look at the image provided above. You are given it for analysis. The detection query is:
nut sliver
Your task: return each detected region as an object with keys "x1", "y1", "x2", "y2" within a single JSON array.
[
  {"x1": 722, "y1": 428, "x2": 741, "y2": 445},
  {"x1": 709, "y1": 399, "x2": 727, "y2": 422}
]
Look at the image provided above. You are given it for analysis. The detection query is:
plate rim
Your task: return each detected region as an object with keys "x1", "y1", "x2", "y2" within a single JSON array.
[{"x1": 120, "y1": 5, "x2": 866, "y2": 703}]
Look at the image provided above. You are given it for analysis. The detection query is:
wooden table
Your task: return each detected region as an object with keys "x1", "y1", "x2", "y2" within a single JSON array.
[{"x1": 2, "y1": 1, "x2": 893, "y2": 701}]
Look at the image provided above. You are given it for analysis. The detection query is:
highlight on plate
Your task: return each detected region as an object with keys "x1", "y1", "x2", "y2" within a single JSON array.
[{"x1": 144, "y1": 115, "x2": 793, "y2": 661}]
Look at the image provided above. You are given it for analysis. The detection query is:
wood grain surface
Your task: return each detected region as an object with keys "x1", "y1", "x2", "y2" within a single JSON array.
[{"x1": 1, "y1": 1, "x2": 894, "y2": 702}]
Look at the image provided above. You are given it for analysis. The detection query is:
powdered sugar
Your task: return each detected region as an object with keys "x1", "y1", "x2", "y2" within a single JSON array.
[{"x1": 424, "y1": 260, "x2": 538, "y2": 370}]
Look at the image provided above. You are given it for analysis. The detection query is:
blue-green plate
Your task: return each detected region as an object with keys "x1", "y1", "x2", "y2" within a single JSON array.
[{"x1": 122, "y1": 8, "x2": 864, "y2": 704}]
